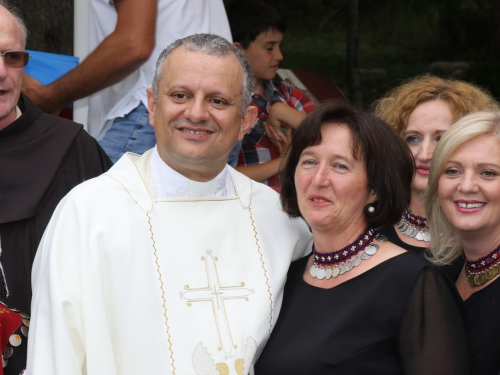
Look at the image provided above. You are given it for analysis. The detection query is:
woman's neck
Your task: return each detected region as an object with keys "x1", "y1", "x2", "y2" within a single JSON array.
[
  {"x1": 252, "y1": 77, "x2": 266, "y2": 98},
  {"x1": 461, "y1": 231, "x2": 500, "y2": 260},
  {"x1": 409, "y1": 190, "x2": 426, "y2": 217},
  {"x1": 312, "y1": 224, "x2": 368, "y2": 254}
]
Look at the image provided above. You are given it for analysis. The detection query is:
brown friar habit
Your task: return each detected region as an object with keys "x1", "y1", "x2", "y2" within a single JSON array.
[{"x1": 0, "y1": 93, "x2": 113, "y2": 312}]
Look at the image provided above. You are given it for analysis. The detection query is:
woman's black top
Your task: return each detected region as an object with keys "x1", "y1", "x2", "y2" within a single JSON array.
[
  {"x1": 255, "y1": 252, "x2": 469, "y2": 374},
  {"x1": 377, "y1": 225, "x2": 464, "y2": 280},
  {"x1": 377, "y1": 225, "x2": 426, "y2": 256},
  {"x1": 450, "y1": 267, "x2": 500, "y2": 375}
]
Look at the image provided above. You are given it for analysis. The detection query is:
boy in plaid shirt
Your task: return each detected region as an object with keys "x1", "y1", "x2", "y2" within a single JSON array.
[{"x1": 226, "y1": 0, "x2": 315, "y2": 191}]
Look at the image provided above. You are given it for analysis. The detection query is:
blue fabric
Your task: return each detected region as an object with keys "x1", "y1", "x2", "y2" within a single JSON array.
[
  {"x1": 227, "y1": 140, "x2": 242, "y2": 168},
  {"x1": 25, "y1": 50, "x2": 79, "y2": 85},
  {"x1": 25, "y1": 50, "x2": 79, "y2": 108},
  {"x1": 99, "y1": 103, "x2": 156, "y2": 163}
]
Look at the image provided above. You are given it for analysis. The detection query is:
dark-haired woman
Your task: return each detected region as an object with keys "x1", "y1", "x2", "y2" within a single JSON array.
[{"x1": 255, "y1": 101, "x2": 469, "y2": 374}]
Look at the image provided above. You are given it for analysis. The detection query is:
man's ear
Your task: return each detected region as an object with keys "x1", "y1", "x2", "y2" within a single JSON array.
[
  {"x1": 146, "y1": 88, "x2": 156, "y2": 127},
  {"x1": 234, "y1": 42, "x2": 244, "y2": 51},
  {"x1": 238, "y1": 106, "x2": 257, "y2": 141}
]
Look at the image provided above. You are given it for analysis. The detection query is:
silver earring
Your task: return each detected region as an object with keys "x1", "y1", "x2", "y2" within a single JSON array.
[{"x1": 368, "y1": 205, "x2": 375, "y2": 214}]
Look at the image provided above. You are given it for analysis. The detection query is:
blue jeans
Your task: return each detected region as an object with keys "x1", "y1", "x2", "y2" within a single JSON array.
[{"x1": 99, "y1": 103, "x2": 156, "y2": 163}]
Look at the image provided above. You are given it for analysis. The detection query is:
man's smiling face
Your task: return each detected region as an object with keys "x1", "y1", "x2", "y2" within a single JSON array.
[{"x1": 147, "y1": 47, "x2": 255, "y2": 182}]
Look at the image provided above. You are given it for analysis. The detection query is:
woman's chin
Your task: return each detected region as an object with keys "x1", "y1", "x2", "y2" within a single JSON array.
[{"x1": 410, "y1": 183, "x2": 428, "y2": 200}]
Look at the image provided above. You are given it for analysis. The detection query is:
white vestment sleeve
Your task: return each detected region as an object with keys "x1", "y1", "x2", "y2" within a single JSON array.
[{"x1": 27, "y1": 190, "x2": 118, "y2": 375}]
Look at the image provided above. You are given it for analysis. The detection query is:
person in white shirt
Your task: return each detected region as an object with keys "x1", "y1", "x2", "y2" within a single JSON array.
[{"x1": 22, "y1": 0, "x2": 232, "y2": 163}]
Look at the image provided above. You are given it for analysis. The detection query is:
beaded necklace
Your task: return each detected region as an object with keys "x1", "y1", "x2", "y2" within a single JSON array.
[
  {"x1": 464, "y1": 246, "x2": 500, "y2": 286},
  {"x1": 309, "y1": 227, "x2": 387, "y2": 280},
  {"x1": 396, "y1": 208, "x2": 430, "y2": 242}
]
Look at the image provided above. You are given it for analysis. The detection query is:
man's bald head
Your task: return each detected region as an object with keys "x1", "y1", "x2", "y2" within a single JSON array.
[{"x1": 0, "y1": 1, "x2": 27, "y2": 48}]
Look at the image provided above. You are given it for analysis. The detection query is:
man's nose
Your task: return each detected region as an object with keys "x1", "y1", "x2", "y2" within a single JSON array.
[{"x1": 185, "y1": 96, "x2": 210, "y2": 123}]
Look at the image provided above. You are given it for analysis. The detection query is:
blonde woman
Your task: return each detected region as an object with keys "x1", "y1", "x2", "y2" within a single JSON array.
[{"x1": 426, "y1": 111, "x2": 500, "y2": 374}]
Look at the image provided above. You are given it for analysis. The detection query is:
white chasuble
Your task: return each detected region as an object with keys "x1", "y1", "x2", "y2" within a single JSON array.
[
  {"x1": 28, "y1": 151, "x2": 312, "y2": 375},
  {"x1": 150, "y1": 197, "x2": 271, "y2": 374}
]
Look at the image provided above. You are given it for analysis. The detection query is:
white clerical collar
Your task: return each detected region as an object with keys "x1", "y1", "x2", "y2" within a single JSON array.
[
  {"x1": 15, "y1": 106, "x2": 21, "y2": 120},
  {"x1": 151, "y1": 146, "x2": 234, "y2": 199}
]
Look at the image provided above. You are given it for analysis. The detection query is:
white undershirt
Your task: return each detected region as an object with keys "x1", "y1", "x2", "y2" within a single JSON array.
[{"x1": 150, "y1": 146, "x2": 235, "y2": 199}]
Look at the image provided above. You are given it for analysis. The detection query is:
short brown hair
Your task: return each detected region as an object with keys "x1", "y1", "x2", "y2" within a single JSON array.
[
  {"x1": 281, "y1": 100, "x2": 414, "y2": 228},
  {"x1": 373, "y1": 75, "x2": 499, "y2": 136}
]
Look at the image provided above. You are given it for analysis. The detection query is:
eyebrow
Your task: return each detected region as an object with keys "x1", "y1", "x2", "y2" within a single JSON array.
[
  {"x1": 263, "y1": 41, "x2": 280, "y2": 46},
  {"x1": 300, "y1": 150, "x2": 352, "y2": 163},
  {"x1": 446, "y1": 159, "x2": 500, "y2": 169},
  {"x1": 165, "y1": 85, "x2": 233, "y2": 98},
  {"x1": 404, "y1": 129, "x2": 448, "y2": 135}
]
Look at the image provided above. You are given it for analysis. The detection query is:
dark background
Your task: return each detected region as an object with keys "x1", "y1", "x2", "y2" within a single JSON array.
[{"x1": 11, "y1": 0, "x2": 500, "y2": 109}]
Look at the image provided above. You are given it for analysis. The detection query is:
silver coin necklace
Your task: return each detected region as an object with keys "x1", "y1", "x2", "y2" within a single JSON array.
[
  {"x1": 396, "y1": 208, "x2": 430, "y2": 242},
  {"x1": 309, "y1": 227, "x2": 387, "y2": 280}
]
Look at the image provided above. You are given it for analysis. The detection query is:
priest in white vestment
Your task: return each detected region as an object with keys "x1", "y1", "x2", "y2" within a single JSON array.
[{"x1": 27, "y1": 34, "x2": 312, "y2": 375}]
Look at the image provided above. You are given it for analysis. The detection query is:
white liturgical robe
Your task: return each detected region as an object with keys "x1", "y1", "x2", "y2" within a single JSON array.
[{"x1": 27, "y1": 150, "x2": 312, "y2": 375}]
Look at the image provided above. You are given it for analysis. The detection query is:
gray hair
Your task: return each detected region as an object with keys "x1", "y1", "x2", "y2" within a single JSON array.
[
  {"x1": 0, "y1": 1, "x2": 28, "y2": 48},
  {"x1": 151, "y1": 33, "x2": 253, "y2": 115}
]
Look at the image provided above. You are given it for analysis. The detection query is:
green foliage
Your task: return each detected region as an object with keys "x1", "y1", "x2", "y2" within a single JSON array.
[{"x1": 225, "y1": 0, "x2": 500, "y2": 106}]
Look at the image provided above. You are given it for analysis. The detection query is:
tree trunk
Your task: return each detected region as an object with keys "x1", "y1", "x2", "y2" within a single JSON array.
[{"x1": 346, "y1": 0, "x2": 362, "y2": 107}]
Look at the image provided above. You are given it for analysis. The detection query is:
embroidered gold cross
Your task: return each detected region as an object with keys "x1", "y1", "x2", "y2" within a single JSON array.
[{"x1": 180, "y1": 250, "x2": 254, "y2": 358}]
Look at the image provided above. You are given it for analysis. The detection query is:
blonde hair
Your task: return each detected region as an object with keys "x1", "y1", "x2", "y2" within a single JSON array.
[
  {"x1": 425, "y1": 111, "x2": 500, "y2": 265},
  {"x1": 373, "y1": 75, "x2": 499, "y2": 136}
]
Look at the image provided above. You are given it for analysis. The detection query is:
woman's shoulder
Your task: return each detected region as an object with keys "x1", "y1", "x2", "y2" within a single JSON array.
[
  {"x1": 374, "y1": 242, "x2": 438, "y2": 283},
  {"x1": 377, "y1": 226, "x2": 428, "y2": 256},
  {"x1": 375, "y1": 239, "x2": 428, "y2": 268}
]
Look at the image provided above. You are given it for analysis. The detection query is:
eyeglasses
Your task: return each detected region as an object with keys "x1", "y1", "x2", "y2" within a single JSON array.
[{"x1": 0, "y1": 50, "x2": 31, "y2": 68}]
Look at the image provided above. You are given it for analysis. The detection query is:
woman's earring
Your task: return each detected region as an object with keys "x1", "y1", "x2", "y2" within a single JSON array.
[{"x1": 367, "y1": 204, "x2": 375, "y2": 214}]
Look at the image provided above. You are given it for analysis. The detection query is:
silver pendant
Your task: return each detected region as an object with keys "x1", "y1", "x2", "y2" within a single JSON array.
[
  {"x1": 339, "y1": 263, "x2": 347, "y2": 275},
  {"x1": 332, "y1": 265, "x2": 340, "y2": 278},
  {"x1": 325, "y1": 267, "x2": 333, "y2": 279},
  {"x1": 365, "y1": 243, "x2": 378, "y2": 255},
  {"x1": 345, "y1": 259, "x2": 353, "y2": 271},
  {"x1": 376, "y1": 234, "x2": 388, "y2": 243},
  {"x1": 398, "y1": 221, "x2": 408, "y2": 231},
  {"x1": 316, "y1": 267, "x2": 326, "y2": 280},
  {"x1": 360, "y1": 250, "x2": 371, "y2": 260},
  {"x1": 352, "y1": 256, "x2": 361, "y2": 267},
  {"x1": 404, "y1": 226, "x2": 414, "y2": 237},
  {"x1": 309, "y1": 264, "x2": 317, "y2": 277}
]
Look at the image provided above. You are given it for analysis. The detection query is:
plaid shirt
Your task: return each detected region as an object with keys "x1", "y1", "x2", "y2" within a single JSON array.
[{"x1": 237, "y1": 80, "x2": 315, "y2": 190}]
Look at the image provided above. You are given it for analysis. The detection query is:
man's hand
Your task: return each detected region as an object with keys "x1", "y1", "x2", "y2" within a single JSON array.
[
  {"x1": 19, "y1": 0, "x2": 157, "y2": 116},
  {"x1": 22, "y1": 74, "x2": 62, "y2": 115}
]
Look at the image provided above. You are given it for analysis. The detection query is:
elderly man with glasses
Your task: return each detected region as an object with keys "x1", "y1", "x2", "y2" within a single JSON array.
[{"x1": 0, "y1": 1, "x2": 112, "y2": 314}]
